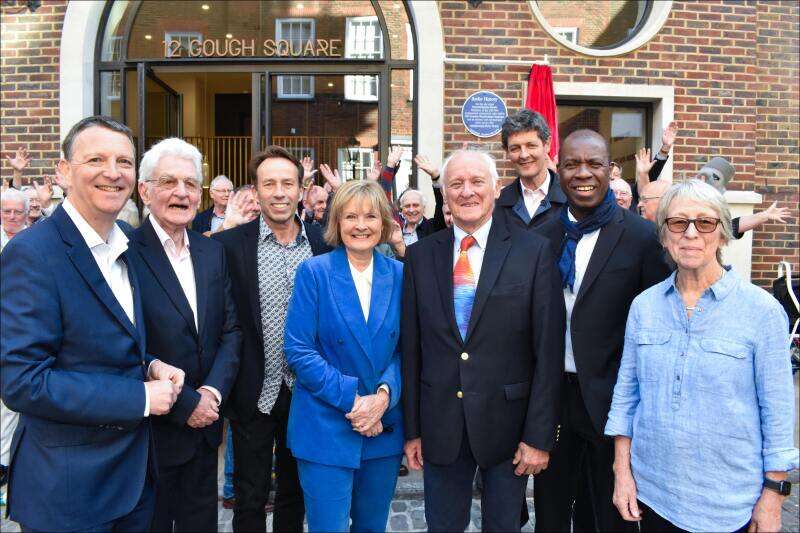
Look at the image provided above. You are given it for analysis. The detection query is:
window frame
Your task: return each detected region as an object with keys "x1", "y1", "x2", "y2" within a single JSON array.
[
  {"x1": 275, "y1": 18, "x2": 316, "y2": 100},
  {"x1": 164, "y1": 31, "x2": 204, "y2": 57}
]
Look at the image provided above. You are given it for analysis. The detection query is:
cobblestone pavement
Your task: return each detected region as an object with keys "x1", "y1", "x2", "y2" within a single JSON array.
[{"x1": 2, "y1": 469, "x2": 798, "y2": 532}]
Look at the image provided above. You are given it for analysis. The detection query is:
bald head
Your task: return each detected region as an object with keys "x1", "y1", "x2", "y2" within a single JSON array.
[
  {"x1": 557, "y1": 129, "x2": 612, "y2": 219},
  {"x1": 638, "y1": 179, "x2": 671, "y2": 222},
  {"x1": 561, "y1": 129, "x2": 610, "y2": 162}
]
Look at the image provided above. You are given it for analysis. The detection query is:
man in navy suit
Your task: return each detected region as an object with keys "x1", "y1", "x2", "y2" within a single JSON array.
[
  {"x1": 0, "y1": 116, "x2": 184, "y2": 532},
  {"x1": 130, "y1": 138, "x2": 241, "y2": 531},
  {"x1": 402, "y1": 149, "x2": 565, "y2": 532}
]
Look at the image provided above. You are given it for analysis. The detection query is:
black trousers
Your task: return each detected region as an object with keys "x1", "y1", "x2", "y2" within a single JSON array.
[
  {"x1": 231, "y1": 384, "x2": 304, "y2": 532},
  {"x1": 639, "y1": 501, "x2": 750, "y2": 533},
  {"x1": 151, "y1": 444, "x2": 217, "y2": 532},
  {"x1": 424, "y1": 429, "x2": 528, "y2": 532},
  {"x1": 533, "y1": 374, "x2": 634, "y2": 532}
]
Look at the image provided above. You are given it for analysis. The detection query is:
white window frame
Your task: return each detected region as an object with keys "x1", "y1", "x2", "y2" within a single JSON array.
[
  {"x1": 165, "y1": 31, "x2": 203, "y2": 56},
  {"x1": 552, "y1": 27, "x2": 578, "y2": 44},
  {"x1": 344, "y1": 16, "x2": 382, "y2": 102},
  {"x1": 276, "y1": 18, "x2": 315, "y2": 100},
  {"x1": 337, "y1": 148, "x2": 375, "y2": 181}
]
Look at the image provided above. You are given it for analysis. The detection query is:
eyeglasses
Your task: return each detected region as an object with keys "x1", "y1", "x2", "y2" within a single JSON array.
[
  {"x1": 665, "y1": 217, "x2": 721, "y2": 233},
  {"x1": 211, "y1": 188, "x2": 233, "y2": 194},
  {"x1": 147, "y1": 176, "x2": 201, "y2": 193}
]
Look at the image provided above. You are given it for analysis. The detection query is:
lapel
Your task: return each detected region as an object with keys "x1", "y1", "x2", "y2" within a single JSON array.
[
  {"x1": 124, "y1": 248, "x2": 148, "y2": 365},
  {"x1": 576, "y1": 207, "x2": 625, "y2": 305},
  {"x1": 189, "y1": 231, "x2": 208, "y2": 338},
  {"x1": 513, "y1": 195, "x2": 531, "y2": 225},
  {"x1": 52, "y1": 206, "x2": 142, "y2": 345},
  {"x1": 136, "y1": 220, "x2": 197, "y2": 338},
  {"x1": 241, "y1": 219, "x2": 264, "y2": 340},
  {"x1": 465, "y1": 217, "x2": 512, "y2": 339},
  {"x1": 367, "y1": 252, "x2": 393, "y2": 341},
  {"x1": 432, "y1": 228, "x2": 462, "y2": 342},
  {"x1": 330, "y1": 248, "x2": 373, "y2": 364}
]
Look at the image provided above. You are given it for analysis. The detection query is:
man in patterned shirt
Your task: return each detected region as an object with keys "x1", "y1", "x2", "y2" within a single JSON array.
[{"x1": 214, "y1": 146, "x2": 330, "y2": 532}]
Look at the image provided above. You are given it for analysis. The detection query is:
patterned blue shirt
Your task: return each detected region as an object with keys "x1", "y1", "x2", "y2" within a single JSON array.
[{"x1": 605, "y1": 268, "x2": 799, "y2": 532}]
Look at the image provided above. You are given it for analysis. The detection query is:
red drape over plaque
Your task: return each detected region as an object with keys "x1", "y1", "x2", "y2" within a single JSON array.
[{"x1": 525, "y1": 64, "x2": 559, "y2": 162}]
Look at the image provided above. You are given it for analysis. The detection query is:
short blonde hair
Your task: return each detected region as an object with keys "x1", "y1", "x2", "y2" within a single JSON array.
[{"x1": 324, "y1": 180, "x2": 394, "y2": 247}]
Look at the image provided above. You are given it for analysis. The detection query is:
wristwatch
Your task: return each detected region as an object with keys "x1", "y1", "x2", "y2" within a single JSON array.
[{"x1": 763, "y1": 477, "x2": 792, "y2": 496}]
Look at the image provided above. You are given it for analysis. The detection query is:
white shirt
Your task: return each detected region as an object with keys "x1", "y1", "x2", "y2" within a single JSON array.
[
  {"x1": 149, "y1": 216, "x2": 198, "y2": 330},
  {"x1": 62, "y1": 200, "x2": 153, "y2": 414},
  {"x1": 520, "y1": 176, "x2": 550, "y2": 220},
  {"x1": 452, "y1": 217, "x2": 493, "y2": 283},
  {"x1": 563, "y1": 209, "x2": 601, "y2": 374},
  {"x1": 149, "y1": 216, "x2": 221, "y2": 406},
  {"x1": 349, "y1": 257, "x2": 374, "y2": 322}
]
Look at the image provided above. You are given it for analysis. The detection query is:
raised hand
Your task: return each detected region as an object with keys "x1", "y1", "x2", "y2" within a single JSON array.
[
  {"x1": 6, "y1": 147, "x2": 31, "y2": 172},
  {"x1": 761, "y1": 202, "x2": 790, "y2": 223},
  {"x1": 635, "y1": 148, "x2": 656, "y2": 176},
  {"x1": 301, "y1": 156, "x2": 317, "y2": 185},
  {"x1": 660, "y1": 121, "x2": 678, "y2": 153},
  {"x1": 221, "y1": 190, "x2": 256, "y2": 230},
  {"x1": 33, "y1": 176, "x2": 54, "y2": 207},
  {"x1": 414, "y1": 154, "x2": 439, "y2": 179},
  {"x1": 319, "y1": 163, "x2": 341, "y2": 192},
  {"x1": 387, "y1": 145, "x2": 404, "y2": 168},
  {"x1": 187, "y1": 388, "x2": 220, "y2": 428},
  {"x1": 367, "y1": 159, "x2": 383, "y2": 181}
]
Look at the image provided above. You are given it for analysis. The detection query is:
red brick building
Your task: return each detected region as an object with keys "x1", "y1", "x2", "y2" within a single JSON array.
[{"x1": 1, "y1": 0, "x2": 797, "y2": 286}]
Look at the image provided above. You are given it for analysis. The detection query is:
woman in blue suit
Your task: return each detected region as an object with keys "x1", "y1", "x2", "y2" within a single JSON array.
[{"x1": 285, "y1": 180, "x2": 404, "y2": 532}]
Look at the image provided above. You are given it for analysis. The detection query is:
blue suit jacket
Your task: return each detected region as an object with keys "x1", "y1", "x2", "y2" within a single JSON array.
[
  {"x1": 284, "y1": 247, "x2": 404, "y2": 468},
  {"x1": 0, "y1": 206, "x2": 154, "y2": 531},
  {"x1": 130, "y1": 218, "x2": 241, "y2": 467}
]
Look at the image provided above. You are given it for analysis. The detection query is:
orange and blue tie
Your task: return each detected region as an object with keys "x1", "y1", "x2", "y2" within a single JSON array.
[{"x1": 453, "y1": 235, "x2": 477, "y2": 341}]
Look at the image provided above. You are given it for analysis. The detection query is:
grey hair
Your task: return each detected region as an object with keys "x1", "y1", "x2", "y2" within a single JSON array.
[
  {"x1": 210, "y1": 175, "x2": 232, "y2": 190},
  {"x1": 656, "y1": 179, "x2": 734, "y2": 265},
  {"x1": 440, "y1": 149, "x2": 499, "y2": 188},
  {"x1": 501, "y1": 109, "x2": 551, "y2": 149},
  {"x1": 138, "y1": 138, "x2": 203, "y2": 184},
  {"x1": 397, "y1": 188, "x2": 428, "y2": 210},
  {"x1": 0, "y1": 187, "x2": 29, "y2": 214}
]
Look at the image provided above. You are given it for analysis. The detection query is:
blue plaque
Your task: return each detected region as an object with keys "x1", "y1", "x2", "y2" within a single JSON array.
[{"x1": 461, "y1": 91, "x2": 508, "y2": 138}]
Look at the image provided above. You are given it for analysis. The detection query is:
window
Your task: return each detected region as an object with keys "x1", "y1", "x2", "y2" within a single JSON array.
[
  {"x1": 276, "y1": 19, "x2": 315, "y2": 99},
  {"x1": 105, "y1": 35, "x2": 124, "y2": 61},
  {"x1": 337, "y1": 148, "x2": 375, "y2": 181},
  {"x1": 284, "y1": 146, "x2": 315, "y2": 162},
  {"x1": 165, "y1": 32, "x2": 203, "y2": 56},
  {"x1": 553, "y1": 27, "x2": 578, "y2": 44},
  {"x1": 345, "y1": 16, "x2": 382, "y2": 102}
]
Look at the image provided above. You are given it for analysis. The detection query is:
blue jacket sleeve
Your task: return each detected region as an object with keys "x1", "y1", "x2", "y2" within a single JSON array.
[
  {"x1": 0, "y1": 239, "x2": 146, "y2": 426},
  {"x1": 284, "y1": 261, "x2": 359, "y2": 412},
  {"x1": 377, "y1": 346, "x2": 401, "y2": 411}
]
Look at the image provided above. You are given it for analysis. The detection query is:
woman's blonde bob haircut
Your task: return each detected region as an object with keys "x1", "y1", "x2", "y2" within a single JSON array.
[{"x1": 324, "y1": 180, "x2": 395, "y2": 247}]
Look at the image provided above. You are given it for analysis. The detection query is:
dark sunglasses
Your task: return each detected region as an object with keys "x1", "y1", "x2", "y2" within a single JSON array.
[{"x1": 665, "y1": 217, "x2": 721, "y2": 233}]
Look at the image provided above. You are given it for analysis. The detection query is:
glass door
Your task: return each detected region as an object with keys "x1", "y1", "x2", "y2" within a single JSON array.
[{"x1": 136, "y1": 64, "x2": 182, "y2": 158}]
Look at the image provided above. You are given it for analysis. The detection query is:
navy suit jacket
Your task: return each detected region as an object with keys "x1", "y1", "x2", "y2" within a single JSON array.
[
  {"x1": 284, "y1": 247, "x2": 404, "y2": 468},
  {"x1": 130, "y1": 219, "x2": 241, "y2": 467},
  {"x1": 191, "y1": 206, "x2": 215, "y2": 234},
  {"x1": 0, "y1": 206, "x2": 154, "y2": 531},
  {"x1": 213, "y1": 218, "x2": 331, "y2": 421},
  {"x1": 402, "y1": 213, "x2": 566, "y2": 468}
]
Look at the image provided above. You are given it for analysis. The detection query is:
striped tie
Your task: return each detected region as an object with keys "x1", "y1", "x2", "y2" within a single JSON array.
[{"x1": 453, "y1": 235, "x2": 477, "y2": 341}]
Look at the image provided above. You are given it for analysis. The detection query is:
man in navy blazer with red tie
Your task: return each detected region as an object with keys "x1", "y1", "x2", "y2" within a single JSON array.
[
  {"x1": 402, "y1": 149, "x2": 565, "y2": 532},
  {"x1": 0, "y1": 116, "x2": 184, "y2": 532}
]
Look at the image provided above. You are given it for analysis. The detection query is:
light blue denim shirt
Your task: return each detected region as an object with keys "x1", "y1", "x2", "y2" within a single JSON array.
[{"x1": 605, "y1": 268, "x2": 799, "y2": 532}]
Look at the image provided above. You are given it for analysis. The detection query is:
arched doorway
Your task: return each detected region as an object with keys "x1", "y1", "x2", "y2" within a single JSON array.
[{"x1": 88, "y1": 0, "x2": 418, "y2": 197}]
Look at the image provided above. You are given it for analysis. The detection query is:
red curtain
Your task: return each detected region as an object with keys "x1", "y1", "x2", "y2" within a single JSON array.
[{"x1": 525, "y1": 64, "x2": 559, "y2": 163}]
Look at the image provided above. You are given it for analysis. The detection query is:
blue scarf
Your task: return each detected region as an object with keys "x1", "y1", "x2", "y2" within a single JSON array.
[{"x1": 558, "y1": 188, "x2": 617, "y2": 291}]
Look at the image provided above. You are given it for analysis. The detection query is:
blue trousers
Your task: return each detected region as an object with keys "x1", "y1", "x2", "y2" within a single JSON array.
[
  {"x1": 297, "y1": 454, "x2": 402, "y2": 533},
  {"x1": 223, "y1": 423, "x2": 234, "y2": 500}
]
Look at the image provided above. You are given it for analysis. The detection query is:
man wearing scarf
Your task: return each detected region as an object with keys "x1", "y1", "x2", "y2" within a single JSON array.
[{"x1": 533, "y1": 130, "x2": 671, "y2": 532}]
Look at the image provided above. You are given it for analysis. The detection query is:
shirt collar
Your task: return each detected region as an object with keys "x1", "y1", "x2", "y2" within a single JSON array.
[
  {"x1": 149, "y1": 215, "x2": 190, "y2": 254},
  {"x1": 453, "y1": 216, "x2": 492, "y2": 250},
  {"x1": 62, "y1": 198, "x2": 129, "y2": 254},
  {"x1": 349, "y1": 256, "x2": 374, "y2": 285},
  {"x1": 663, "y1": 265, "x2": 737, "y2": 300},
  {"x1": 520, "y1": 174, "x2": 550, "y2": 198},
  {"x1": 259, "y1": 214, "x2": 307, "y2": 243}
]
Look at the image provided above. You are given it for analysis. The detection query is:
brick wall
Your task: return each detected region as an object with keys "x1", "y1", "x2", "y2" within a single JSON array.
[
  {"x1": 0, "y1": 1, "x2": 66, "y2": 185},
  {"x1": 439, "y1": 0, "x2": 798, "y2": 287}
]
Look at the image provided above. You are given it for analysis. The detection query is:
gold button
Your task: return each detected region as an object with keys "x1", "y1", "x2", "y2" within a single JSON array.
[
  {"x1": 461, "y1": 352, "x2": 469, "y2": 361},
  {"x1": 457, "y1": 391, "x2": 463, "y2": 399}
]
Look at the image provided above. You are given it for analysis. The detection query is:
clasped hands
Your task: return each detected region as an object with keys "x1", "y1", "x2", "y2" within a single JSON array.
[
  {"x1": 345, "y1": 390, "x2": 389, "y2": 437},
  {"x1": 144, "y1": 359, "x2": 184, "y2": 416}
]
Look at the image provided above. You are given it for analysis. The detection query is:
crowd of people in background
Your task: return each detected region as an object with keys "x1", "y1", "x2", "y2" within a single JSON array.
[{"x1": 0, "y1": 109, "x2": 797, "y2": 533}]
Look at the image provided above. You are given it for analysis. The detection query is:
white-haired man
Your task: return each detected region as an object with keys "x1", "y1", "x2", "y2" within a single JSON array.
[
  {"x1": 192, "y1": 174, "x2": 233, "y2": 234},
  {"x1": 130, "y1": 138, "x2": 241, "y2": 531},
  {"x1": 402, "y1": 149, "x2": 565, "y2": 532},
  {"x1": 0, "y1": 187, "x2": 27, "y2": 251}
]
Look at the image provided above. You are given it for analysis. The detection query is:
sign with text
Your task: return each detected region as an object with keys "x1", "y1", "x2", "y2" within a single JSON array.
[
  {"x1": 461, "y1": 91, "x2": 508, "y2": 138},
  {"x1": 165, "y1": 38, "x2": 343, "y2": 58}
]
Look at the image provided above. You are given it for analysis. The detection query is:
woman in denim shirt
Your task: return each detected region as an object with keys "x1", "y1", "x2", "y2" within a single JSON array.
[{"x1": 605, "y1": 180, "x2": 798, "y2": 533}]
